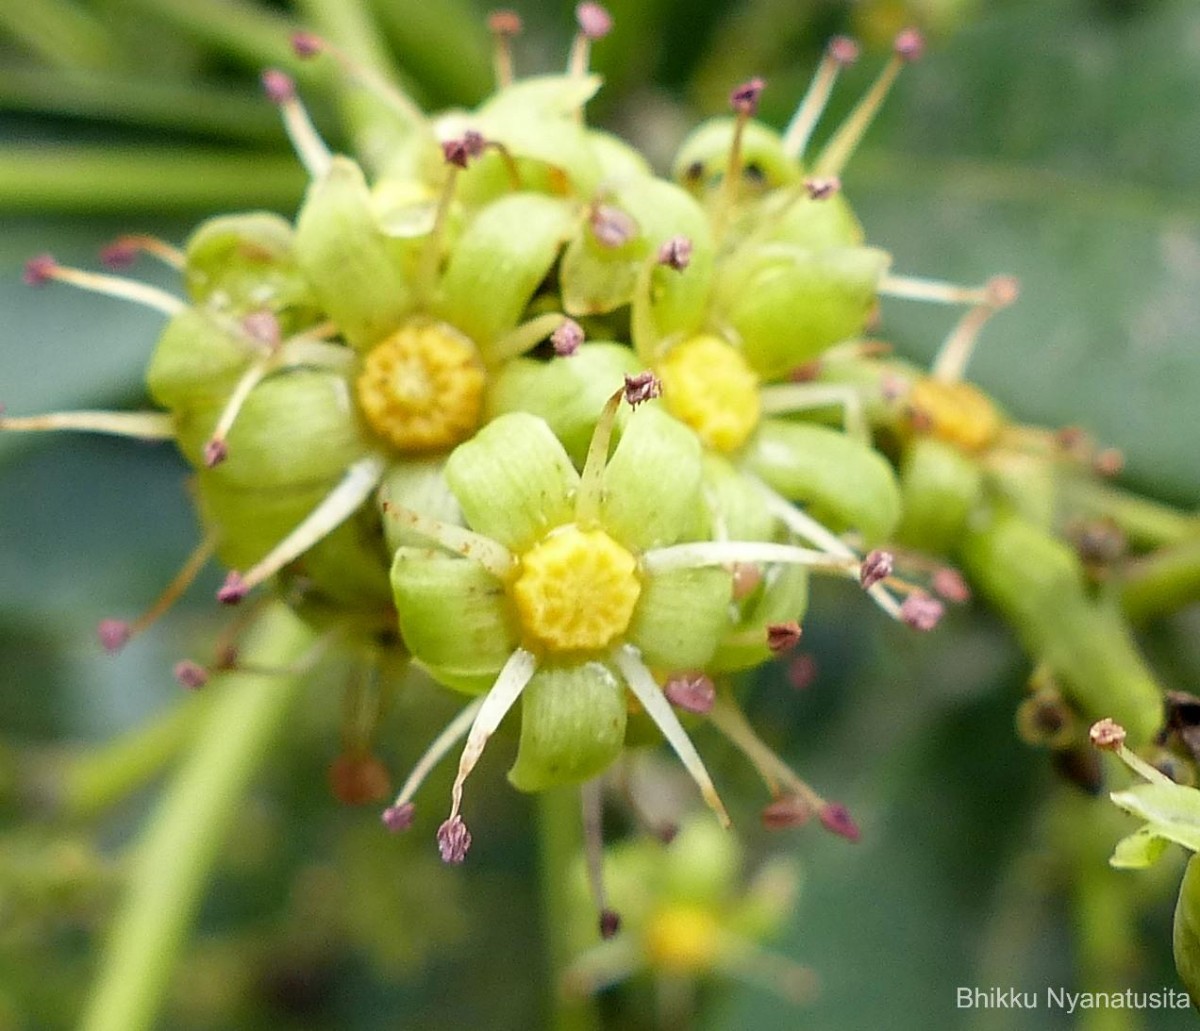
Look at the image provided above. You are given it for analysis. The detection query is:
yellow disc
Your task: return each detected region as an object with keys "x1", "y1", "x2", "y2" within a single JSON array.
[
  {"x1": 511, "y1": 526, "x2": 641, "y2": 653},
  {"x1": 356, "y1": 320, "x2": 485, "y2": 453},
  {"x1": 657, "y1": 334, "x2": 760, "y2": 453},
  {"x1": 909, "y1": 377, "x2": 1003, "y2": 453},
  {"x1": 645, "y1": 904, "x2": 723, "y2": 974}
]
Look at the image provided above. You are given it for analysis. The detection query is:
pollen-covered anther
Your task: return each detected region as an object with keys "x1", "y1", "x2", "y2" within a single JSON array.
[
  {"x1": 623, "y1": 370, "x2": 661, "y2": 408},
  {"x1": 900, "y1": 593, "x2": 943, "y2": 631},
  {"x1": 202, "y1": 439, "x2": 228, "y2": 468},
  {"x1": 599, "y1": 909, "x2": 621, "y2": 940},
  {"x1": 828, "y1": 35, "x2": 860, "y2": 65},
  {"x1": 657, "y1": 335, "x2": 759, "y2": 452},
  {"x1": 859, "y1": 549, "x2": 894, "y2": 590},
  {"x1": 551, "y1": 318, "x2": 584, "y2": 357},
  {"x1": 99, "y1": 234, "x2": 184, "y2": 271},
  {"x1": 818, "y1": 802, "x2": 860, "y2": 842},
  {"x1": 590, "y1": 203, "x2": 637, "y2": 248},
  {"x1": 657, "y1": 234, "x2": 693, "y2": 270},
  {"x1": 441, "y1": 130, "x2": 486, "y2": 169},
  {"x1": 488, "y1": 9, "x2": 522, "y2": 35},
  {"x1": 217, "y1": 572, "x2": 249, "y2": 605},
  {"x1": 173, "y1": 660, "x2": 209, "y2": 690},
  {"x1": 730, "y1": 77, "x2": 766, "y2": 117},
  {"x1": 762, "y1": 795, "x2": 813, "y2": 830},
  {"x1": 1089, "y1": 718, "x2": 1127, "y2": 752},
  {"x1": 1094, "y1": 447, "x2": 1125, "y2": 477},
  {"x1": 804, "y1": 176, "x2": 841, "y2": 200},
  {"x1": 932, "y1": 567, "x2": 971, "y2": 603},
  {"x1": 437, "y1": 815, "x2": 472, "y2": 864},
  {"x1": 381, "y1": 802, "x2": 415, "y2": 832},
  {"x1": 663, "y1": 672, "x2": 716, "y2": 715},
  {"x1": 261, "y1": 68, "x2": 296, "y2": 104},
  {"x1": 766, "y1": 621, "x2": 803, "y2": 654},
  {"x1": 576, "y1": 2, "x2": 613, "y2": 40},
  {"x1": 290, "y1": 30, "x2": 324, "y2": 57},
  {"x1": 512, "y1": 527, "x2": 641, "y2": 652},
  {"x1": 241, "y1": 310, "x2": 282, "y2": 350},
  {"x1": 893, "y1": 27, "x2": 926, "y2": 62},
  {"x1": 357, "y1": 321, "x2": 486, "y2": 453},
  {"x1": 97, "y1": 619, "x2": 131, "y2": 654}
]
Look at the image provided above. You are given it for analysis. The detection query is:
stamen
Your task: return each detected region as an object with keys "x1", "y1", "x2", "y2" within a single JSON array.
[
  {"x1": 23, "y1": 255, "x2": 183, "y2": 316},
  {"x1": 858, "y1": 549, "x2": 894, "y2": 590},
  {"x1": 490, "y1": 311, "x2": 575, "y2": 365},
  {"x1": 488, "y1": 10, "x2": 522, "y2": 88},
  {"x1": 384, "y1": 696, "x2": 485, "y2": 823},
  {"x1": 569, "y1": 2, "x2": 613, "y2": 77},
  {"x1": 781, "y1": 35, "x2": 860, "y2": 161},
  {"x1": 614, "y1": 645, "x2": 730, "y2": 827},
  {"x1": 203, "y1": 358, "x2": 274, "y2": 468},
  {"x1": 640, "y1": 540, "x2": 851, "y2": 577},
  {"x1": 717, "y1": 78, "x2": 766, "y2": 231},
  {"x1": 575, "y1": 384, "x2": 625, "y2": 527},
  {"x1": 440, "y1": 648, "x2": 538, "y2": 862},
  {"x1": 929, "y1": 275, "x2": 1019, "y2": 383},
  {"x1": 98, "y1": 534, "x2": 218, "y2": 653},
  {"x1": 581, "y1": 779, "x2": 620, "y2": 938},
  {"x1": 803, "y1": 176, "x2": 841, "y2": 200},
  {"x1": 551, "y1": 318, "x2": 584, "y2": 357},
  {"x1": 261, "y1": 69, "x2": 332, "y2": 180},
  {"x1": 623, "y1": 371, "x2": 661, "y2": 408},
  {"x1": 382, "y1": 500, "x2": 515, "y2": 580},
  {"x1": 663, "y1": 671, "x2": 716, "y2": 715},
  {"x1": 590, "y1": 203, "x2": 638, "y2": 248},
  {"x1": 757, "y1": 382, "x2": 869, "y2": 442},
  {"x1": 100, "y1": 234, "x2": 185, "y2": 270},
  {"x1": 931, "y1": 567, "x2": 971, "y2": 603},
  {"x1": 818, "y1": 802, "x2": 860, "y2": 841},
  {"x1": 0, "y1": 410, "x2": 175, "y2": 441},
  {"x1": 761, "y1": 795, "x2": 812, "y2": 829},
  {"x1": 181, "y1": 627, "x2": 337, "y2": 685},
  {"x1": 1090, "y1": 718, "x2": 1176, "y2": 786},
  {"x1": 708, "y1": 693, "x2": 824, "y2": 810},
  {"x1": 290, "y1": 32, "x2": 427, "y2": 129},
  {"x1": 814, "y1": 28, "x2": 925, "y2": 178},
  {"x1": 898, "y1": 592, "x2": 943, "y2": 631},
  {"x1": 657, "y1": 235, "x2": 693, "y2": 270},
  {"x1": 415, "y1": 137, "x2": 482, "y2": 305},
  {"x1": 219, "y1": 455, "x2": 386, "y2": 602},
  {"x1": 766, "y1": 622, "x2": 802, "y2": 654},
  {"x1": 878, "y1": 272, "x2": 993, "y2": 306},
  {"x1": 173, "y1": 660, "x2": 209, "y2": 690}
]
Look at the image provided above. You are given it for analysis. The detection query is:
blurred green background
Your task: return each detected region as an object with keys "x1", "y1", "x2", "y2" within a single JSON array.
[{"x1": 1, "y1": 0, "x2": 1199, "y2": 1028}]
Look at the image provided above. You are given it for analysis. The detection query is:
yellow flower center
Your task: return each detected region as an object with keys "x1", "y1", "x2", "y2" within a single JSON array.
[
  {"x1": 657, "y1": 334, "x2": 761, "y2": 453},
  {"x1": 511, "y1": 526, "x2": 641, "y2": 653},
  {"x1": 644, "y1": 904, "x2": 723, "y2": 974},
  {"x1": 909, "y1": 377, "x2": 1002, "y2": 453},
  {"x1": 356, "y1": 320, "x2": 485, "y2": 453}
]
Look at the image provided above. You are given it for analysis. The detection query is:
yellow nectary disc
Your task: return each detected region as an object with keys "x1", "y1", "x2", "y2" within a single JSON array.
[
  {"x1": 644, "y1": 904, "x2": 722, "y2": 974},
  {"x1": 356, "y1": 320, "x2": 485, "y2": 453},
  {"x1": 512, "y1": 526, "x2": 641, "y2": 653},
  {"x1": 657, "y1": 334, "x2": 760, "y2": 453},
  {"x1": 909, "y1": 377, "x2": 1002, "y2": 453}
]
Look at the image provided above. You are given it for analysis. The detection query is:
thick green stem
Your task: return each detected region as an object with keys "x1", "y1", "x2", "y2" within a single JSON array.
[
  {"x1": 78, "y1": 603, "x2": 314, "y2": 1031},
  {"x1": 537, "y1": 788, "x2": 602, "y2": 1031},
  {"x1": 0, "y1": 146, "x2": 306, "y2": 212},
  {"x1": 1121, "y1": 535, "x2": 1200, "y2": 623}
]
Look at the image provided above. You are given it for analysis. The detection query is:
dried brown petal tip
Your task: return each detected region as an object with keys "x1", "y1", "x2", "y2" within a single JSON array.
[
  {"x1": 931, "y1": 567, "x2": 971, "y2": 604},
  {"x1": 1089, "y1": 718, "x2": 1127, "y2": 752},
  {"x1": 762, "y1": 795, "x2": 813, "y2": 830},
  {"x1": 382, "y1": 802, "x2": 415, "y2": 832},
  {"x1": 657, "y1": 234, "x2": 693, "y2": 271},
  {"x1": 859, "y1": 549, "x2": 894, "y2": 590},
  {"x1": 730, "y1": 77, "x2": 766, "y2": 116},
  {"x1": 488, "y1": 9, "x2": 522, "y2": 36},
  {"x1": 828, "y1": 35, "x2": 860, "y2": 65},
  {"x1": 893, "y1": 28, "x2": 925, "y2": 62},
  {"x1": 576, "y1": 2, "x2": 613, "y2": 40},
  {"x1": 663, "y1": 672, "x2": 716, "y2": 715},
  {"x1": 97, "y1": 619, "x2": 132, "y2": 653},
  {"x1": 803, "y1": 176, "x2": 841, "y2": 200},
  {"x1": 291, "y1": 31, "x2": 324, "y2": 58},
  {"x1": 173, "y1": 659, "x2": 209, "y2": 690},
  {"x1": 437, "y1": 815, "x2": 472, "y2": 864},
  {"x1": 23, "y1": 254, "x2": 57, "y2": 286},
  {"x1": 217, "y1": 571, "x2": 249, "y2": 605},
  {"x1": 900, "y1": 593, "x2": 943, "y2": 631},
  {"x1": 551, "y1": 318, "x2": 584, "y2": 357},
  {"x1": 623, "y1": 371, "x2": 661, "y2": 408},
  {"x1": 818, "y1": 801, "x2": 860, "y2": 842},
  {"x1": 767, "y1": 620, "x2": 803, "y2": 654},
  {"x1": 260, "y1": 69, "x2": 295, "y2": 105},
  {"x1": 599, "y1": 908, "x2": 621, "y2": 939}
]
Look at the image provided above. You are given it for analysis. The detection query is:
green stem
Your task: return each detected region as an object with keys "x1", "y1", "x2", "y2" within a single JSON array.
[
  {"x1": 0, "y1": 0, "x2": 125, "y2": 72},
  {"x1": 537, "y1": 788, "x2": 602, "y2": 1031},
  {"x1": 1121, "y1": 535, "x2": 1200, "y2": 623},
  {"x1": 0, "y1": 145, "x2": 306, "y2": 213},
  {"x1": 49, "y1": 693, "x2": 212, "y2": 821},
  {"x1": 78, "y1": 603, "x2": 314, "y2": 1031},
  {"x1": 0, "y1": 67, "x2": 286, "y2": 143}
]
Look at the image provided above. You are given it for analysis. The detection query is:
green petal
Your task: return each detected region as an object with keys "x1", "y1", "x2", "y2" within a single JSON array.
[
  {"x1": 672, "y1": 117, "x2": 801, "y2": 198},
  {"x1": 484, "y1": 343, "x2": 639, "y2": 467},
  {"x1": 444, "y1": 412, "x2": 578, "y2": 553},
  {"x1": 1110, "y1": 826, "x2": 1171, "y2": 869},
  {"x1": 752, "y1": 188, "x2": 864, "y2": 250},
  {"x1": 627, "y1": 566, "x2": 732, "y2": 670},
  {"x1": 660, "y1": 817, "x2": 740, "y2": 905},
  {"x1": 896, "y1": 437, "x2": 984, "y2": 554},
  {"x1": 436, "y1": 193, "x2": 574, "y2": 354},
  {"x1": 744, "y1": 419, "x2": 902, "y2": 543},
  {"x1": 145, "y1": 307, "x2": 256, "y2": 410},
  {"x1": 589, "y1": 129, "x2": 653, "y2": 180},
  {"x1": 710, "y1": 563, "x2": 809, "y2": 674},
  {"x1": 196, "y1": 474, "x2": 326, "y2": 570},
  {"x1": 294, "y1": 155, "x2": 414, "y2": 350},
  {"x1": 700, "y1": 453, "x2": 774, "y2": 542},
  {"x1": 716, "y1": 245, "x2": 890, "y2": 378},
  {"x1": 1108, "y1": 783, "x2": 1200, "y2": 853},
  {"x1": 174, "y1": 369, "x2": 370, "y2": 490},
  {"x1": 379, "y1": 457, "x2": 460, "y2": 553},
  {"x1": 601, "y1": 405, "x2": 705, "y2": 552},
  {"x1": 507, "y1": 661, "x2": 627, "y2": 792},
  {"x1": 390, "y1": 547, "x2": 518, "y2": 676}
]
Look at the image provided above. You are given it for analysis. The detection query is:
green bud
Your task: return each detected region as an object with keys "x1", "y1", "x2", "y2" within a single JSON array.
[
  {"x1": 715, "y1": 245, "x2": 891, "y2": 378},
  {"x1": 753, "y1": 186, "x2": 865, "y2": 250},
  {"x1": 710, "y1": 563, "x2": 809, "y2": 673},
  {"x1": 145, "y1": 307, "x2": 256, "y2": 410},
  {"x1": 294, "y1": 155, "x2": 413, "y2": 350},
  {"x1": 896, "y1": 437, "x2": 984, "y2": 554},
  {"x1": 588, "y1": 129, "x2": 653, "y2": 181},
  {"x1": 626, "y1": 566, "x2": 733, "y2": 670},
  {"x1": 743, "y1": 419, "x2": 902, "y2": 543},
  {"x1": 507, "y1": 662, "x2": 627, "y2": 792}
]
